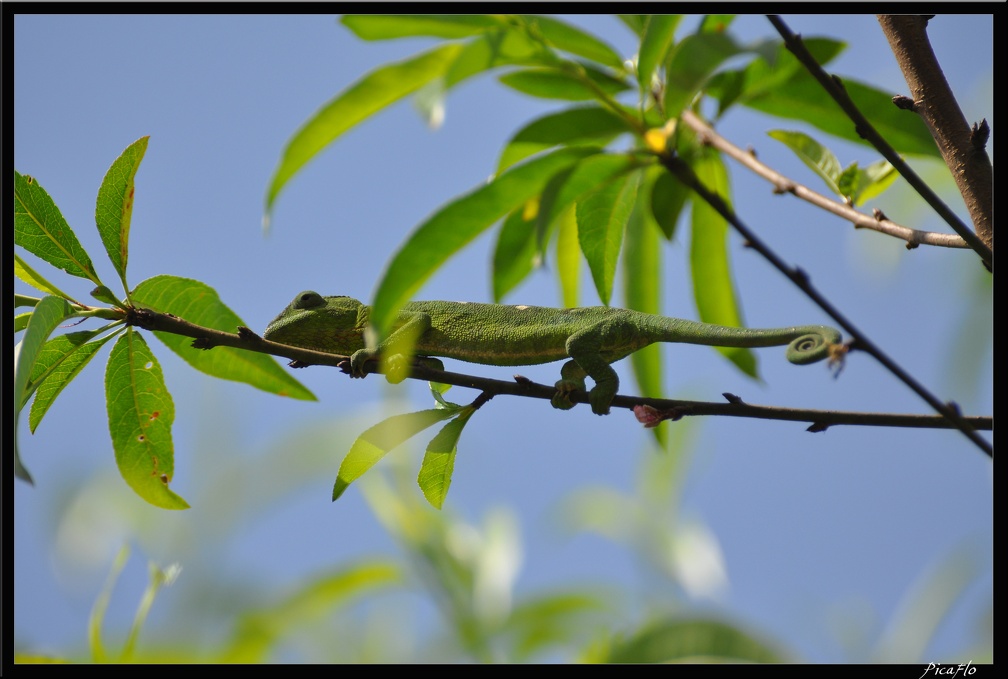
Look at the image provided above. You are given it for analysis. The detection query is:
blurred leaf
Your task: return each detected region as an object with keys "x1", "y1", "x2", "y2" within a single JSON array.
[
  {"x1": 443, "y1": 26, "x2": 561, "y2": 89},
  {"x1": 14, "y1": 253, "x2": 79, "y2": 303},
  {"x1": 664, "y1": 31, "x2": 742, "y2": 118},
  {"x1": 688, "y1": 151, "x2": 757, "y2": 377},
  {"x1": 518, "y1": 14, "x2": 625, "y2": 70},
  {"x1": 846, "y1": 159, "x2": 898, "y2": 205},
  {"x1": 418, "y1": 408, "x2": 475, "y2": 509},
  {"x1": 131, "y1": 275, "x2": 315, "y2": 400},
  {"x1": 555, "y1": 206, "x2": 581, "y2": 308},
  {"x1": 369, "y1": 147, "x2": 597, "y2": 338},
  {"x1": 504, "y1": 592, "x2": 610, "y2": 661},
  {"x1": 105, "y1": 331, "x2": 189, "y2": 509},
  {"x1": 602, "y1": 617, "x2": 788, "y2": 662},
  {"x1": 14, "y1": 171, "x2": 101, "y2": 285},
  {"x1": 699, "y1": 15, "x2": 736, "y2": 33},
  {"x1": 636, "y1": 15, "x2": 682, "y2": 93},
  {"x1": 333, "y1": 408, "x2": 458, "y2": 501},
  {"x1": 95, "y1": 136, "x2": 148, "y2": 289},
  {"x1": 499, "y1": 64, "x2": 629, "y2": 101},
  {"x1": 265, "y1": 43, "x2": 464, "y2": 219},
  {"x1": 13, "y1": 295, "x2": 74, "y2": 483},
  {"x1": 617, "y1": 15, "x2": 649, "y2": 36},
  {"x1": 577, "y1": 172, "x2": 639, "y2": 305},
  {"x1": 27, "y1": 329, "x2": 118, "y2": 432},
  {"x1": 341, "y1": 14, "x2": 504, "y2": 40},
  {"x1": 496, "y1": 105, "x2": 629, "y2": 173},
  {"x1": 492, "y1": 207, "x2": 539, "y2": 301},
  {"x1": 88, "y1": 545, "x2": 131, "y2": 663},
  {"x1": 768, "y1": 129, "x2": 843, "y2": 195}
]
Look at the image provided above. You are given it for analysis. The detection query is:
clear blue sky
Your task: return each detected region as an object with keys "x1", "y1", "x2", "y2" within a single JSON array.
[{"x1": 14, "y1": 13, "x2": 992, "y2": 662}]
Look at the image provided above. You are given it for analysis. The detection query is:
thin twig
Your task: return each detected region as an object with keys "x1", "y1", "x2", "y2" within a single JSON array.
[
  {"x1": 125, "y1": 305, "x2": 993, "y2": 435},
  {"x1": 767, "y1": 15, "x2": 992, "y2": 270},
  {"x1": 680, "y1": 110, "x2": 971, "y2": 250}
]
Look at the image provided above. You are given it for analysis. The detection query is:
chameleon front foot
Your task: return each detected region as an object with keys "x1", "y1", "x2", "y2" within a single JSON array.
[{"x1": 551, "y1": 379, "x2": 580, "y2": 410}]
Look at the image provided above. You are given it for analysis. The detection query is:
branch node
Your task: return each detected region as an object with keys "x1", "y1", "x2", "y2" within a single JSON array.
[
  {"x1": 722, "y1": 392, "x2": 744, "y2": 404},
  {"x1": 872, "y1": 207, "x2": 888, "y2": 223},
  {"x1": 806, "y1": 422, "x2": 830, "y2": 433},
  {"x1": 892, "y1": 94, "x2": 917, "y2": 112},
  {"x1": 970, "y1": 118, "x2": 990, "y2": 150}
]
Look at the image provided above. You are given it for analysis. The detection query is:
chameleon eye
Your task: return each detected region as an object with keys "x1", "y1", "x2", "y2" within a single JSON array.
[{"x1": 294, "y1": 291, "x2": 325, "y2": 309}]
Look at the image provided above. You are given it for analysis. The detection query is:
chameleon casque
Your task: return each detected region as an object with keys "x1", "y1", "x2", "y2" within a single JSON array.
[{"x1": 264, "y1": 291, "x2": 843, "y2": 415}]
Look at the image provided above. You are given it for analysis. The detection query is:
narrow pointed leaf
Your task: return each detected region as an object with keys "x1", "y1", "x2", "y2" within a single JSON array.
[
  {"x1": 637, "y1": 15, "x2": 681, "y2": 93},
  {"x1": 518, "y1": 14, "x2": 625, "y2": 70},
  {"x1": 265, "y1": 43, "x2": 464, "y2": 218},
  {"x1": 14, "y1": 253, "x2": 79, "y2": 302},
  {"x1": 370, "y1": 147, "x2": 596, "y2": 337},
  {"x1": 95, "y1": 136, "x2": 148, "y2": 288},
  {"x1": 341, "y1": 14, "x2": 504, "y2": 40},
  {"x1": 333, "y1": 408, "x2": 458, "y2": 501},
  {"x1": 556, "y1": 206, "x2": 581, "y2": 308},
  {"x1": 14, "y1": 171, "x2": 101, "y2": 285},
  {"x1": 689, "y1": 152, "x2": 756, "y2": 377},
  {"x1": 767, "y1": 129, "x2": 843, "y2": 196},
  {"x1": 664, "y1": 31, "x2": 742, "y2": 118},
  {"x1": 850, "y1": 160, "x2": 898, "y2": 204},
  {"x1": 131, "y1": 275, "x2": 315, "y2": 400},
  {"x1": 443, "y1": 27, "x2": 561, "y2": 90},
  {"x1": 577, "y1": 173, "x2": 639, "y2": 305},
  {"x1": 604, "y1": 617, "x2": 787, "y2": 663},
  {"x1": 418, "y1": 409, "x2": 474, "y2": 509},
  {"x1": 493, "y1": 207, "x2": 539, "y2": 301},
  {"x1": 13, "y1": 295, "x2": 74, "y2": 483},
  {"x1": 499, "y1": 65, "x2": 629, "y2": 101},
  {"x1": 650, "y1": 170, "x2": 689, "y2": 240},
  {"x1": 105, "y1": 331, "x2": 189, "y2": 509},
  {"x1": 27, "y1": 329, "x2": 119, "y2": 432},
  {"x1": 496, "y1": 105, "x2": 629, "y2": 173}
]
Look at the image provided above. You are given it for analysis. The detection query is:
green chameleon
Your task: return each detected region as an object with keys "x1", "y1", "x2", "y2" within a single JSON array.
[{"x1": 264, "y1": 291, "x2": 843, "y2": 415}]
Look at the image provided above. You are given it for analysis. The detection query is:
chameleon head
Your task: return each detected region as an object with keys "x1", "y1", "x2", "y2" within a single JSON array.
[{"x1": 263, "y1": 291, "x2": 365, "y2": 352}]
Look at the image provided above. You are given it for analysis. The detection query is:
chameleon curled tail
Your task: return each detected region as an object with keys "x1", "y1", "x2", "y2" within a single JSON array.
[{"x1": 784, "y1": 329, "x2": 844, "y2": 365}]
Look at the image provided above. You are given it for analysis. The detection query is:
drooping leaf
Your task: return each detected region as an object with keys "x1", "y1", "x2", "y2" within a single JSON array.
[
  {"x1": 636, "y1": 15, "x2": 681, "y2": 94},
  {"x1": 265, "y1": 43, "x2": 465, "y2": 220},
  {"x1": 131, "y1": 275, "x2": 315, "y2": 400},
  {"x1": 369, "y1": 147, "x2": 597, "y2": 337},
  {"x1": 333, "y1": 408, "x2": 458, "y2": 501},
  {"x1": 13, "y1": 295, "x2": 75, "y2": 483},
  {"x1": 517, "y1": 14, "x2": 626, "y2": 70},
  {"x1": 496, "y1": 105, "x2": 630, "y2": 173},
  {"x1": 443, "y1": 26, "x2": 561, "y2": 89},
  {"x1": 555, "y1": 206, "x2": 581, "y2": 308},
  {"x1": 767, "y1": 129, "x2": 843, "y2": 196},
  {"x1": 849, "y1": 159, "x2": 898, "y2": 205},
  {"x1": 14, "y1": 253, "x2": 79, "y2": 303},
  {"x1": 602, "y1": 617, "x2": 788, "y2": 663},
  {"x1": 650, "y1": 169, "x2": 690, "y2": 240},
  {"x1": 27, "y1": 329, "x2": 119, "y2": 432},
  {"x1": 95, "y1": 136, "x2": 148, "y2": 289},
  {"x1": 499, "y1": 64, "x2": 629, "y2": 102},
  {"x1": 105, "y1": 331, "x2": 189, "y2": 509},
  {"x1": 492, "y1": 207, "x2": 539, "y2": 302},
  {"x1": 417, "y1": 409, "x2": 474, "y2": 509},
  {"x1": 340, "y1": 14, "x2": 504, "y2": 40},
  {"x1": 14, "y1": 171, "x2": 101, "y2": 285},
  {"x1": 688, "y1": 151, "x2": 757, "y2": 377},
  {"x1": 577, "y1": 172, "x2": 640, "y2": 305}
]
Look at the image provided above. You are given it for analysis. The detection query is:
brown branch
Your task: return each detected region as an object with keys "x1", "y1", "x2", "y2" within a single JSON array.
[
  {"x1": 680, "y1": 110, "x2": 971, "y2": 251},
  {"x1": 876, "y1": 15, "x2": 992, "y2": 252},
  {"x1": 124, "y1": 305, "x2": 993, "y2": 436},
  {"x1": 766, "y1": 15, "x2": 992, "y2": 270}
]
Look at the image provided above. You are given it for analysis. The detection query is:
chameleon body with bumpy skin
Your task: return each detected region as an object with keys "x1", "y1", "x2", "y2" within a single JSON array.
[{"x1": 264, "y1": 291, "x2": 843, "y2": 415}]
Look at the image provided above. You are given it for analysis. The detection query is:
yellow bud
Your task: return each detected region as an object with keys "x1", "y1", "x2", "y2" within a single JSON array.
[{"x1": 644, "y1": 128, "x2": 668, "y2": 154}]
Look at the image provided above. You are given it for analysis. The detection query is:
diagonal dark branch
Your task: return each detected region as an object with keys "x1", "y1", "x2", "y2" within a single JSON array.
[{"x1": 767, "y1": 15, "x2": 992, "y2": 270}]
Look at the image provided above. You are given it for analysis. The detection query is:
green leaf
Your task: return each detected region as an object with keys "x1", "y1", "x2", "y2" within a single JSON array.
[
  {"x1": 849, "y1": 159, "x2": 898, "y2": 204},
  {"x1": 14, "y1": 171, "x2": 101, "y2": 285},
  {"x1": 95, "y1": 136, "x2": 148, "y2": 290},
  {"x1": 602, "y1": 617, "x2": 787, "y2": 663},
  {"x1": 699, "y1": 15, "x2": 736, "y2": 33},
  {"x1": 27, "y1": 329, "x2": 119, "y2": 432},
  {"x1": 650, "y1": 169, "x2": 689, "y2": 240},
  {"x1": 340, "y1": 14, "x2": 504, "y2": 40},
  {"x1": 131, "y1": 275, "x2": 315, "y2": 400},
  {"x1": 555, "y1": 206, "x2": 580, "y2": 308},
  {"x1": 264, "y1": 43, "x2": 465, "y2": 220},
  {"x1": 14, "y1": 312, "x2": 32, "y2": 333},
  {"x1": 623, "y1": 169, "x2": 666, "y2": 445},
  {"x1": 767, "y1": 129, "x2": 843, "y2": 196},
  {"x1": 333, "y1": 408, "x2": 458, "y2": 501},
  {"x1": 499, "y1": 64, "x2": 629, "y2": 102},
  {"x1": 517, "y1": 14, "x2": 625, "y2": 70},
  {"x1": 617, "y1": 15, "x2": 649, "y2": 37},
  {"x1": 637, "y1": 15, "x2": 681, "y2": 93},
  {"x1": 105, "y1": 331, "x2": 189, "y2": 509},
  {"x1": 688, "y1": 151, "x2": 757, "y2": 377},
  {"x1": 505, "y1": 592, "x2": 610, "y2": 662},
  {"x1": 492, "y1": 207, "x2": 539, "y2": 302},
  {"x1": 745, "y1": 75, "x2": 940, "y2": 157},
  {"x1": 13, "y1": 295, "x2": 75, "y2": 483},
  {"x1": 664, "y1": 31, "x2": 742, "y2": 118},
  {"x1": 14, "y1": 253, "x2": 79, "y2": 302},
  {"x1": 369, "y1": 147, "x2": 597, "y2": 337},
  {"x1": 90, "y1": 285, "x2": 123, "y2": 308},
  {"x1": 577, "y1": 172, "x2": 639, "y2": 306},
  {"x1": 496, "y1": 105, "x2": 630, "y2": 173},
  {"x1": 417, "y1": 409, "x2": 474, "y2": 509}
]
